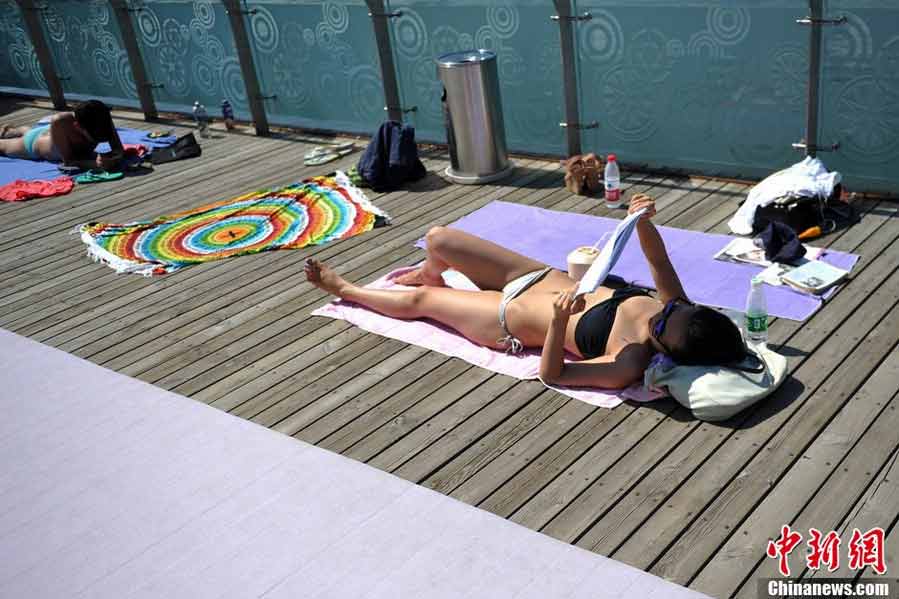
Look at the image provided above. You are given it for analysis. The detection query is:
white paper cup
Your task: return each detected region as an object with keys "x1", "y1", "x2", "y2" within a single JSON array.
[{"x1": 567, "y1": 246, "x2": 599, "y2": 281}]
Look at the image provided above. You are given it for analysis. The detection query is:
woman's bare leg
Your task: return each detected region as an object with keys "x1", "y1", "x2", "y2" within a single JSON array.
[
  {"x1": 0, "y1": 125, "x2": 28, "y2": 139},
  {"x1": 395, "y1": 226, "x2": 546, "y2": 291},
  {"x1": 306, "y1": 259, "x2": 507, "y2": 348}
]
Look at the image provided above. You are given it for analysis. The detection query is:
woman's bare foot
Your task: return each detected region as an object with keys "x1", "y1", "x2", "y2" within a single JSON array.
[
  {"x1": 305, "y1": 258, "x2": 350, "y2": 297},
  {"x1": 393, "y1": 266, "x2": 445, "y2": 287}
]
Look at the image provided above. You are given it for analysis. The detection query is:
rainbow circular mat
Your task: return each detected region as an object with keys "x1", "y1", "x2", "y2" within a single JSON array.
[{"x1": 79, "y1": 173, "x2": 390, "y2": 275}]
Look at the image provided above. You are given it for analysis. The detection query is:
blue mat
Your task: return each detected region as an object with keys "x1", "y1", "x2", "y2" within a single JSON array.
[{"x1": 0, "y1": 125, "x2": 178, "y2": 186}]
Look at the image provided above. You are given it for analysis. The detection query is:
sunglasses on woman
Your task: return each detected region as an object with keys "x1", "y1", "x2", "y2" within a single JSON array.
[{"x1": 652, "y1": 298, "x2": 692, "y2": 354}]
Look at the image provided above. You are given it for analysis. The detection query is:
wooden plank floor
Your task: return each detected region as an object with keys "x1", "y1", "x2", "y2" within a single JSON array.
[{"x1": 3, "y1": 98, "x2": 898, "y2": 598}]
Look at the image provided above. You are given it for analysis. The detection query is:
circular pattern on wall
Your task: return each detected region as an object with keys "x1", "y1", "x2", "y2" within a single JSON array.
[
  {"x1": 824, "y1": 11, "x2": 872, "y2": 66},
  {"x1": 137, "y1": 8, "x2": 161, "y2": 47},
  {"x1": 192, "y1": 54, "x2": 219, "y2": 94},
  {"x1": 579, "y1": 9, "x2": 624, "y2": 64},
  {"x1": 393, "y1": 9, "x2": 427, "y2": 60},
  {"x1": 10, "y1": 43, "x2": 29, "y2": 78},
  {"x1": 687, "y1": 30, "x2": 722, "y2": 59},
  {"x1": 706, "y1": 7, "x2": 750, "y2": 46},
  {"x1": 29, "y1": 50, "x2": 46, "y2": 88},
  {"x1": 205, "y1": 36, "x2": 226, "y2": 66},
  {"x1": 89, "y1": 1, "x2": 110, "y2": 26},
  {"x1": 832, "y1": 76, "x2": 899, "y2": 162},
  {"x1": 93, "y1": 49, "x2": 115, "y2": 86},
  {"x1": 430, "y1": 25, "x2": 460, "y2": 58},
  {"x1": 115, "y1": 52, "x2": 138, "y2": 98},
  {"x1": 316, "y1": 22, "x2": 336, "y2": 50},
  {"x1": 596, "y1": 66, "x2": 658, "y2": 142},
  {"x1": 322, "y1": 2, "x2": 349, "y2": 35},
  {"x1": 193, "y1": 0, "x2": 215, "y2": 29},
  {"x1": 630, "y1": 28, "x2": 673, "y2": 83},
  {"x1": 190, "y1": 18, "x2": 208, "y2": 48},
  {"x1": 474, "y1": 25, "x2": 499, "y2": 52},
  {"x1": 487, "y1": 4, "x2": 519, "y2": 39},
  {"x1": 349, "y1": 65, "x2": 383, "y2": 123},
  {"x1": 769, "y1": 42, "x2": 807, "y2": 106},
  {"x1": 221, "y1": 57, "x2": 248, "y2": 107},
  {"x1": 251, "y1": 7, "x2": 279, "y2": 54},
  {"x1": 303, "y1": 27, "x2": 316, "y2": 47}
]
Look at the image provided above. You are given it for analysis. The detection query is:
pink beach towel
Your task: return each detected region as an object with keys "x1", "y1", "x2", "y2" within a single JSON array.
[{"x1": 311, "y1": 266, "x2": 666, "y2": 409}]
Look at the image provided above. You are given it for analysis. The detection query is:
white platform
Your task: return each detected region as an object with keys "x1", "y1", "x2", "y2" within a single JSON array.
[{"x1": 0, "y1": 329, "x2": 710, "y2": 599}]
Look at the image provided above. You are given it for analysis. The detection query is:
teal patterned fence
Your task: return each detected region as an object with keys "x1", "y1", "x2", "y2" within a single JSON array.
[{"x1": 1, "y1": 0, "x2": 897, "y2": 193}]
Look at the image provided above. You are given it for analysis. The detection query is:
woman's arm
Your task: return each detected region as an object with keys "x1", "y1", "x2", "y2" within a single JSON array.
[
  {"x1": 540, "y1": 287, "x2": 583, "y2": 382},
  {"x1": 49, "y1": 114, "x2": 88, "y2": 167},
  {"x1": 540, "y1": 288, "x2": 648, "y2": 390},
  {"x1": 630, "y1": 194, "x2": 688, "y2": 303},
  {"x1": 541, "y1": 345, "x2": 648, "y2": 390}
]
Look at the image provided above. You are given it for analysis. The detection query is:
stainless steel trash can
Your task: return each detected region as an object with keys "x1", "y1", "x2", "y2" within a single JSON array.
[{"x1": 437, "y1": 49, "x2": 514, "y2": 185}]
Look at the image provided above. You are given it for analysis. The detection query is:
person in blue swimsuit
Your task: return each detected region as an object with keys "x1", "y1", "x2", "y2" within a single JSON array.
[
  {"x1": 0, "y1": 99, "x2": 124, "y2": 170},
  {"x1": 305, "y1": 194, "x2": 746, "y2": 390}
]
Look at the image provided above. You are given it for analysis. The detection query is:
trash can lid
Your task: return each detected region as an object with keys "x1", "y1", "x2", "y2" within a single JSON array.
[{"x1": 436, "y1": 49, "x2": 496, "y2": 68}]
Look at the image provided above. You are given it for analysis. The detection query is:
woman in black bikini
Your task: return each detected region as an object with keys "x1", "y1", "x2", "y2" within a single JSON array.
[{"x1": 305, "y1": 194, "x2": 746, "y2": 389}]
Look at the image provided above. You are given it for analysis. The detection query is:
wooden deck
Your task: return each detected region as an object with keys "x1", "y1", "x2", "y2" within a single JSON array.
[{"x1": 3, "y1": 98, "x2": 898, "y2": 598}]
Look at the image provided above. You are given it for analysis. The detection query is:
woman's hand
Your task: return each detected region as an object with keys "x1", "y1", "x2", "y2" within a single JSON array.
[
  {"x1": 629, "y1": 193, "x2": 656, "y2": 222},
  {"x1": 96, "y1": 152, "x2": 121, "y2": 171},
  {"x1": 552, "y1": 286, "x2": 586, "y2": 322}
]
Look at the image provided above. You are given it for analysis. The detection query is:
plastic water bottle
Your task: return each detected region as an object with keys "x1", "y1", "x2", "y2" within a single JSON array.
[
  {"x1": 193, "y1": 101, "x2": 210, "y2": 138},
  {"x1": 745, "y1": 277, "x2": 768, "y2": 346},
  {"x1": 221, "y1": 99, "x2": 235, "y2": 130},
  {"x1": 603, "y1": 154, "x2": 622, "y2": 208}
]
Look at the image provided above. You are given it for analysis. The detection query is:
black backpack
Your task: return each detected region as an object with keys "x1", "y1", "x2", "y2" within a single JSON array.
[
  {"x1": 357, "y1": 121, "x2": 426, "y2": 192},
  {"x1": 149, "y1": 133, "x2": 202, "y2": 165}
]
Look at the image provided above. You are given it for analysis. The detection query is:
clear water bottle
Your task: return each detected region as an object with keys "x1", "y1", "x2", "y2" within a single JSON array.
[
  {"x1": 221, "y1": 99, "x2": 235, "y2": 130},
  {"x1": 745, "y1": 276, "x2": 768, "y2": 346},
  {"x1": 603, "y1": 154, "x2": 622, "y2": 208},
  {"x1": 193, "y1": 101, "x2": 210, "y2": 138}
]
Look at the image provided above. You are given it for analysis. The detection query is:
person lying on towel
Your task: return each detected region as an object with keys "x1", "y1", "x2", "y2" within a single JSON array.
[
  {"x1": 305, "y1": 194, "x2": 745, "y2": 390},
  {"x1": 0, "y1": 99, "x2": 124, "y2": 170}
]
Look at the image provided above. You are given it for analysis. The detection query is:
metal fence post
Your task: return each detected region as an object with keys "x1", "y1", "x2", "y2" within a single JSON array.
[
  {"x1": 221, "y1": 0, "x2": 270, "y2": 136},
  {"x1": 365, "y1": 0, "x2": 404, "y2": 123},
  {"x1": 15, "y1": 0, "x2": 66, "y2": 110},
  {"x1": 793, "y1": 0, "x2": 844, "y2": 156},
  {"x1": 109, "y1": 0, "x2": 158, "y2": 120},
  {"x1": 552, "y1": 0, "x2": 585, "y2": 157}
]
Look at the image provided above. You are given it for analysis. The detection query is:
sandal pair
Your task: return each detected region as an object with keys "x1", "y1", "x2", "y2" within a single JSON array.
[
  {"x1": 303, "y1": 142, "x2": 355, "y2": 166},
  {"x1": 563, "y1": 153, "x2": 603, "y2": 196}
]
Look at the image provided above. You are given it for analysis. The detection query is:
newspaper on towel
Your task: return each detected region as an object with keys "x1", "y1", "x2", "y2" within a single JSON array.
[{"x1": 575, "y1": 208, "x2": 646, "y2": 297}]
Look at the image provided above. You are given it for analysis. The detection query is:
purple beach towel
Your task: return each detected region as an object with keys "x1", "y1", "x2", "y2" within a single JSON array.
[{"x1": 418, "y1": 201, "x2": 859, "y2": 322}]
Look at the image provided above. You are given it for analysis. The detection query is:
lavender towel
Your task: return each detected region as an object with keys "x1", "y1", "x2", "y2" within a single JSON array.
[{"x1": 419, "y1": 201, "x2": 859, "y2": 322}]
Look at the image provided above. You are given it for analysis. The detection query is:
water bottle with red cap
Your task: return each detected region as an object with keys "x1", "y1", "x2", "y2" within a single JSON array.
[{"x1": 603, "y1": 154, "x2": 622, "y2": 208}]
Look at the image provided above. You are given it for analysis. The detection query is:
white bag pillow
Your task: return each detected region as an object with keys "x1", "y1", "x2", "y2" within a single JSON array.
[{"x1": 644, "y1": 342, "x2": 788, "y2": 422}]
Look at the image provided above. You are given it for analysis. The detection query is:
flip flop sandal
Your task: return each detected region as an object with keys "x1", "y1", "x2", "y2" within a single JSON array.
[
  {"x1": 303, "y1": 152, "x2": 340, "y2": 166},
  {"x1": 75, "y1": 170, "x2": 124, "y2": 184},
  {"x1": 304, "y1": 142, "x2": 355, "y2": 160},
  {"x1": 147, "y1": 129, "x2": 172, "y2": 139}
]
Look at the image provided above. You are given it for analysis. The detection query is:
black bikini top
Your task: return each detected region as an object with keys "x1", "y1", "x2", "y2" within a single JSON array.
[{"x1": 574, "y1": 287, "x2": 651, "y2": 358}]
